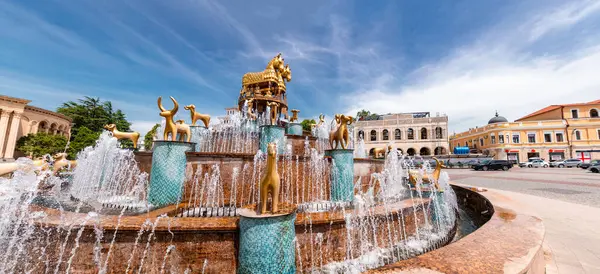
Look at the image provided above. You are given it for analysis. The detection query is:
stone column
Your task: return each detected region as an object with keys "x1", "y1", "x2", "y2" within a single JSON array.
[
  {"x1": 3, "y1": 112, "x2": 22, "y2": 160},
  {"x1": 0, "y1": 112, "x2": 11, "y2": 158}
]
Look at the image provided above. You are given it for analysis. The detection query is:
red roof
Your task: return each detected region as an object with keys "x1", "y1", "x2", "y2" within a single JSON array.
[{"x1": 515, "y1": 99, "x2": 600, "y2": 121}]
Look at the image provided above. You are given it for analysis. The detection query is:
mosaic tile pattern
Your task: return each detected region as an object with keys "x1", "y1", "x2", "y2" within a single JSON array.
[
  {"x1": 189, "y1": 126, "x2": 209, "y2": 152},
  {"x1": 285, "y1": 123, "x2": 303, "y2": 136},
  {"x1": 260, "y1": 125, "x2": 285, "y2": 154},
  {"x1": 148, "y1": 141, "x2": 194, "y2": 207},
  {"x1": 238, "y1": 213, "x2": 296, "y2": 274},
  {"x1": 329, "y1": 149, "x2": 355, "y2": 202}
]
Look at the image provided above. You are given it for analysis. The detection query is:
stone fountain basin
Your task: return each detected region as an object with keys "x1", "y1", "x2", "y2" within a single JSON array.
[{"x1": 29, "y1": 198, "x2": 433, "y2": 273}]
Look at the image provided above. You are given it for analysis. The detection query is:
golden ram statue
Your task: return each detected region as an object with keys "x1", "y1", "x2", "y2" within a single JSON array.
[{"x1": 329, "y1": 114, "x2": 354, "y2": 149}]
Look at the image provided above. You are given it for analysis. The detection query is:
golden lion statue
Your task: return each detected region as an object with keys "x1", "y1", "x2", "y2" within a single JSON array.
[
  {"x1": 260, "y1": 143, "x2": 281, "y2": 214},
  {"x1": 103, "y1": 124, "x2": 140, "y2": 149},
  {"x1": 329, "y1": 114, "x2": 353, "y2": 149}
]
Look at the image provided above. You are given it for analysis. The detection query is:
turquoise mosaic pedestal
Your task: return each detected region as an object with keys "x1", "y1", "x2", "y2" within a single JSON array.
[
  {"x1": 285, "y1": 123, "x2": 303, "y2": 136},
  {"x1": 148, "y1": 141, "x2": 195, "y2": 208},
  {"x1": 326, "y1": 149, "x2": 355, "y2": 202},
  {"x1": 189, "y1": 125, "x2": 209, "y2": 152},
  {"x1": 238, "y1": 210, "x2": 296, "y2": 274},
  {"x1": 244, "y1": 120, "x2": 258, "y2": 132},
  {"x1": 259, "y1": 125, "x2": 285, "y2": 154}
]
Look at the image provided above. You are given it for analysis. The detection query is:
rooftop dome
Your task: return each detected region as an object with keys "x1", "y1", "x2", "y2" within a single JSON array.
[{"x1": 488, "y1": 111, "x2": 508, "y2": 124}]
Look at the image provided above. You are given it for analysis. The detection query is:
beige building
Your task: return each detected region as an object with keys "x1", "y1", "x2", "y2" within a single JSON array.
[
  {"x1": 0, "y1": 95, "x2": 72, "y2": 161},
  {"x1": 217, "y1": 107, "x2": 241, "y2": 125},
  {"x1": 354, "y1": 112, "x2": 449, "y2": 156},
  {"x1": 450, "y1": 99, "x2": 600, "y2": 163}
]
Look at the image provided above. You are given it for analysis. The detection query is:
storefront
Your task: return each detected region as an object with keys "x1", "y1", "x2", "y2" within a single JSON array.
[
  {"x1": 505, "y1": 149, "x2": 520, "y2": 164},
  {"x1": 527, "y1": 149, "x2": 540, "y2": 160},
  {"x1": 548, "y1": 149, "x2": 565, "y2": 161}
]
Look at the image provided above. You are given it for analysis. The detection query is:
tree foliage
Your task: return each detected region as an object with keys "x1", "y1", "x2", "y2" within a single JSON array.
[
  {"x1": 66, "y1": 126, "x2": 101, "y2": 159},
  {"x1": 144, "y1": 123, "x2": 160, "y2": 151},
  {"x1": 16, "y1": 133, "x2": 68, "y2": 158},
  {"x1": 356, "y1": 109, "x2": 379, "y2": 121},
  {"x1": 300, "y1": 119, "x2": 316, "y2": 131}
]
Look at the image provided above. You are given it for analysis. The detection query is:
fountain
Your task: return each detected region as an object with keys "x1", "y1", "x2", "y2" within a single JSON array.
[{"x1": 0, "y1": 52, "x2": 544, "y2": 274}]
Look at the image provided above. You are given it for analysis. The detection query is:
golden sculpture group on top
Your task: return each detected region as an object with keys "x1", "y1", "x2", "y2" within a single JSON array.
[
  {"x1": 239, "y1": 53, "x2": 292, "y2": 121},
  {"x1": 157, "y1": 96, "x2": 211, "y2": 142}
]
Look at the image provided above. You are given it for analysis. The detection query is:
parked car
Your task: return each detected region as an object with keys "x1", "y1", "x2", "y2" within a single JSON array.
[
  {"x1": 472, "y1": 160, "x2": 512, "y2": 171},
  {"x1": 588, "y1": 163, "x2": 600, "y2": 173},
  {"x1": 580, "y1": 159, "x2": 600, "y2": 169},
  {"x1": 550, "y1": 159, "x2": 582, "y2": 168},
  {"x1": 519, "y1": 159, "x2": 549, "y2": 168}
]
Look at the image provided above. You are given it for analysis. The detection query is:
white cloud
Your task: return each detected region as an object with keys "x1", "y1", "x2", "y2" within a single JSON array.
[
  {"x1": 130, "y1": 120, "x2": 159, "y2": 138},
  {"x1": 342, "y1": 1, "x2": 600, "y2": 134}
]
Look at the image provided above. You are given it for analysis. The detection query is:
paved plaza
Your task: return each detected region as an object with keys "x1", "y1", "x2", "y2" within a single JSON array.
[{"x1": 448, "y1": 168, "x2": 600, "y2": 273}]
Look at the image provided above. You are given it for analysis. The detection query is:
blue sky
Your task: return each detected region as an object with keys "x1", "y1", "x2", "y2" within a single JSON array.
[{"x1": 1, "y1": 0, "x2": 600, "y2": 134}]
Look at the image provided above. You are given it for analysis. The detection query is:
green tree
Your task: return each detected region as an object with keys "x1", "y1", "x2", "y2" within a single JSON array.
[
  {"x1": 300, "y1": 119, "x2": 316, "y2": 131},
  {"x1": 144, "y1": 123, "x2": 160, "y2": 150},
  {"x1": 66, "y1": 126, "x2": 101, "y2": 159},
  {"x1": 356, "y1": 109, "x2": 371, "y2": 120},
  {"x1": 15, "y1": 133, "x2": 68, "y2": 158}
]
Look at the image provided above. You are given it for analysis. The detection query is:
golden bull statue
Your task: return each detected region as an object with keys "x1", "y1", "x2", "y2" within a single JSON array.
[
  {"x1": 157, "y1": 96, "x2": 178, "y2": 141},
  {"x1": 260, "y1": 143, "x2": 281, "y2": 214},
  {"x1": 103, "y1": 124, "x2": 140, "y2": 149}
]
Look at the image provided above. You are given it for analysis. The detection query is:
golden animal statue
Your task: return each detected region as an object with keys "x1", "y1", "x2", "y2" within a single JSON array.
[
  {"x1": 266, "y1": 101, "x2": 279, "y2": 125},
  {"x1": 246, "y1": 99, "x2": 257, "y2": 120},
  {"x1": 158, "y1": 96, "x2": 179, "y2": 141},
  {"x1": 183, "y1": 104, "x2": 211, "y2": 128},
  {"x1": 279, "y1": 64, "x2": 292, "y2": 88},
  {"x1": 0, "y1": 158, "x2": 48, "y2": 176},
  {"x1": 103, "y1": 124, "x2": 140, "y2": 149},
  {"x1": 329, "y1": 114, "x2": 354, "y2": 149},
  {"x1": 290, "y1": 109, "x2": 300, "y2": 123},
  {"x1": 175, "y1": 120, "x2": 191, "y2": 142},
  {"x1": 53, "y1": 152, "x2": 77, "y2": 175},
  {"x1": 408, "y1": 157, "x2": 446, "y2": 191},
  {"x1": 242, "y1": 53, "x2": 285, "y2": 88},
  {"x1": 260, "y1": 143, "x2": 281, "y2": 214},
  {"x1": 317, "y1": 114, "x2": 325, "y2": 126},
  {"x1": 372, "y1": 145, "x2": 392, "y2": 158}
]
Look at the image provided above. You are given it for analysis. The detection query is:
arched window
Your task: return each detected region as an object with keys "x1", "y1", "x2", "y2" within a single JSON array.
[
  {"x1": 575, "y1": 130, "x2": 582, "y2": 140},
  {"x1": 591, "y1": 109, "x2": 599, "y2": 118},
  {"x1": 420, "y1": 147, "x2": 431, "y2": 156},
  {"x1": 50, "y1": 123, "x2": 57, "y2": 135},
  {"x1": 38, "y1": 121, "x2": 48, "y2": 133},
  {"x1": 420, "y1": 127, "x2": 428, "y2": 139},
  {"x1": 382, "y1": 129, "x2": 389, "y2": 140},
  {"x1": 394, "y1": 129, "x2": 401, "y2": 140},
  {"x1": 435, "y1": 127, "x2": 443, "y2": 139},
  {"x1": 358, "y1": 130, "x2": 364, "y2": 139},
  {"x1": 407, "y1": 128, "x2": 414, "y2": 140},
  {"x1": 406, "y1": 148, "x2": 416, "y2": 156},
  {"x1": 370, "y1": 130, "x2": 377, "y2": 141},
  {"x1": 479, "y1": 138, "x2": 484, "y2": 147}
]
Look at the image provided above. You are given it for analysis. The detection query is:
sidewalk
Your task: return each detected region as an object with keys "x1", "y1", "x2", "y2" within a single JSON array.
[{"x1": 479, "y1": 188, "x2": 600, "y2": 274}]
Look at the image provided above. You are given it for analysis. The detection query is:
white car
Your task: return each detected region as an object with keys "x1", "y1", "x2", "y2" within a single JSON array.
[{"x1": 520, "y1": 159, "x2": 549, "y2": 168}]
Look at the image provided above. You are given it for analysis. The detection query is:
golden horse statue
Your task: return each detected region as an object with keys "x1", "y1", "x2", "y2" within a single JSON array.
[
  {"x1": 290, "y1": 109, "x2": 300, "y2": 123},
  {"x1": 279, "y1": 64, "x2": 292, "y2": 89},
  {"x1": 260, "y1": 143, "x2": 281, "y2": 214},
  {"x1": 329, "y1": 114, "x2": 353, "y2": 149},
  {"x1": 175, "y1": 120, "x2": 191, "y2": 142},
  {"x1": 158, "y1": 96, "x2": 178, "y2": 141},
  {"x1": 242, "y1": 53, "x2": 285, "y2": 88},
  {"x1": 183, "y1": 104, "x2": 211, "y2": 128},
  {"x1": 266, "y1": 101, "x2": 279, "y2": 125},
  {"x1": 103, "y1": 124, "x2": 140, "y2": 149},
  {"x1": 53, "y1": 152, "x2": 77, "y2": 175},
  {"x1": 408, "y1": 157, "x2": 446, "y2": 191}
]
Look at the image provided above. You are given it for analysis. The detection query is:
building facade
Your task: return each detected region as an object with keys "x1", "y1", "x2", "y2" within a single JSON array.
[
  {"x1": 217, "y1": 107, "x2": 241, "y2": 125},
  {"x1": 449, "y1": 99, "x2": 600, "y2": 163},
  {"x1": 354, "y1": 112, "x2": 449, "y2": 156},
  {"x1": 0, "y1": 95, "x2": 72, "y2": 161}
]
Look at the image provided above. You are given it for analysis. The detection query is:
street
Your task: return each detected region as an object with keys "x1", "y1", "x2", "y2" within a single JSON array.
[{"x1": 446, "y1": 167, "x2": 600, "y2": 208}]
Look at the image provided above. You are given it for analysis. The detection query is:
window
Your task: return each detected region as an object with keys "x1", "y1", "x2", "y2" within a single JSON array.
[
  {"x1": 479, "y1": 138, "x2": 484, "y2": 147},
  {"x1": 575, "y1": 130, "x2": 581, "y2": 140},
  {"x1": 491, "y1": 135, "x2": 496, "y2": 144},
  {"x1": 528, "y1": 133, "x2": 536, "y2": 143},
  {"x1": 512, "y1": 134, "x2": 520, "y2": 144},
  {"x1": 544, "y1": 133, "x2": 552, "y2": 143},
  {"x1": 499, "y1": 134, "x2": 505, "y2": 144},
  {"x1": 382, "y1": 129, "x2": 389, "y2": 140},
  {"x1": 590, "y1": 109, "x2": 599, "y2": 118},
  {"x1": 435, "y1": 127, "x2": 443, "y2": 139},
  {"x1": 407, "y1": 128, "x2": 414, "y2": 140},
  {"x1": 394, "y1": 129, "x2": 401, "y2": 140},
  {"x1": 465, "y1": 142, "x2": 468, "y2": 147},
  {"x1": 370, "y1": 130, "x2": 377, "y2": 141},
  {"x1": 420, "y1": 127, "x2": 428, "y2": 139},
  {"x1": 556, "y1": 132, "x2": 564, "y2": 142},
  {"x1": 358, "y1": 130, "x2": 364, "y2": 139},
  {"x1": 571, "y1": 109, "x2": 579, "y2": 118},
  {"x1": 597, "y1": 129, "x2": 600, "y2": 139}
]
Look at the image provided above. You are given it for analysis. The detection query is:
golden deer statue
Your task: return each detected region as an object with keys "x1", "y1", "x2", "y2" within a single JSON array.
[
  {"x1": 266, "y1": 101, "x2": 279, "y2": 125},
  {"x1": 408, "y1": 157, "x2": 446, "y2": 191},
  {"x1": 329, "y1": 114, "x2": 353, "y2": 149},
  {"x1": 290, "y1": 109, "x2": 300, "y2": 123},
  {"x1": 103, "y1": 124, "x2": 140, "y2": 149},
  {"x1": 260, "y1": 143, "x2": 281, "y2": 214},
  {"x1": 175, "y1": 120, "x2": 191, "y2": 142},
  {"x1": 158, "y1": 96, "x2": 178, "y2": 141},
  {"x1": 52, "y1": 152, "x2": 77, "y2": 175},
  {"x1": 183, "y1": 104, "x2": 211, "y2": 128}
]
